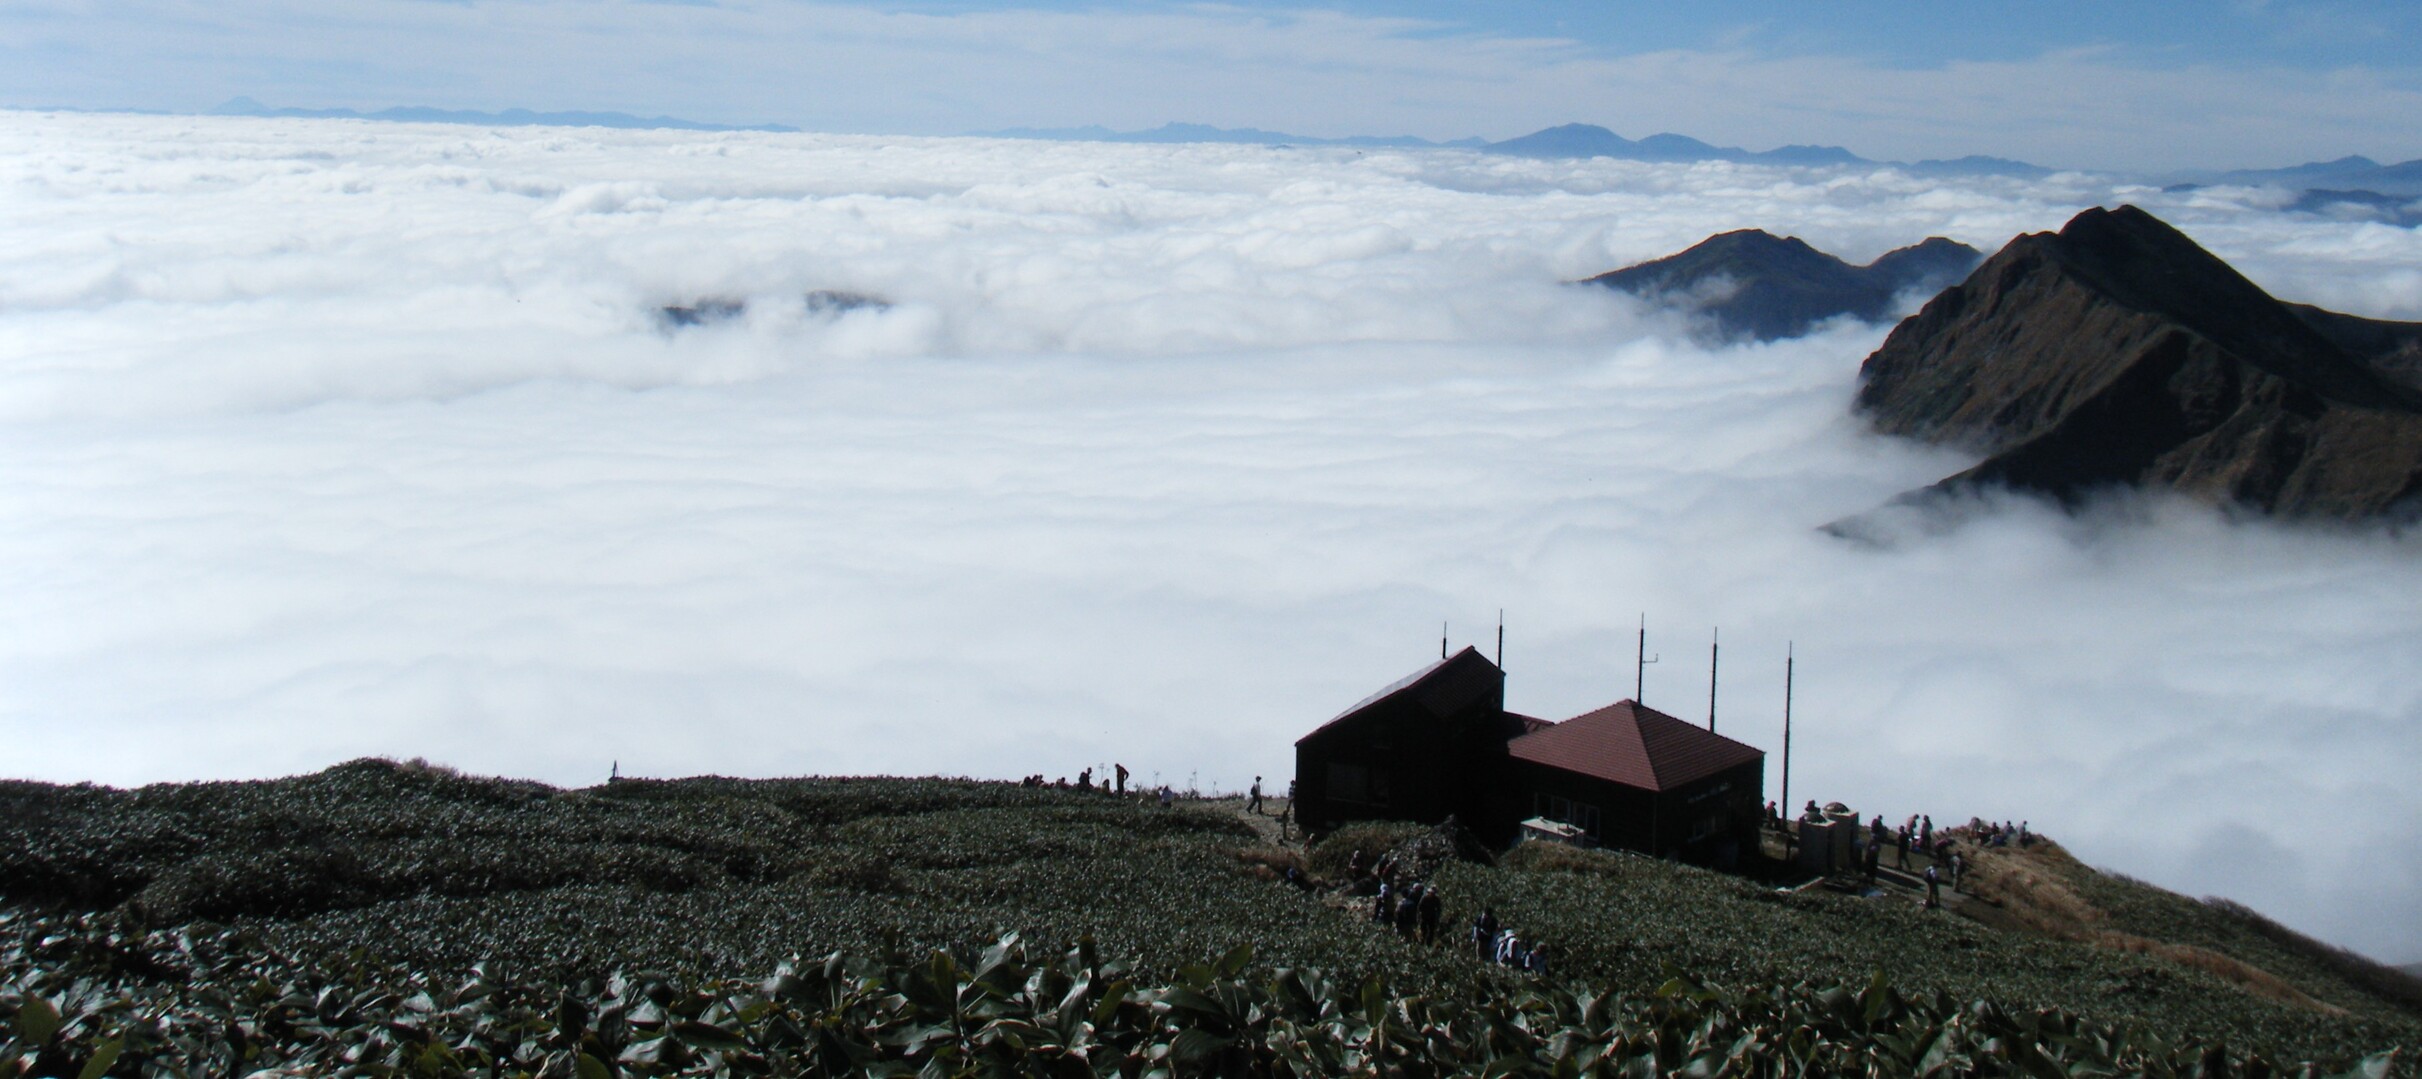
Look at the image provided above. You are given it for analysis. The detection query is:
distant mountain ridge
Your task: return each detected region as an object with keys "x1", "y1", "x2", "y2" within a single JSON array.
[
  {"x1": 2163, "y1": 155, "x2": 2422, "y2": 198},
  {"x1": 977, "y1": 120, "x2": 2054, "y2": 177},
  {"x1": 1486, "y1": 123, "x2": 1863, "y2": 168},
  {"x1": 1854, "y1": 205, "x2": 2422, "y2": 520},
  {"x1": 208, "y1": 97, "x2": 797, "y2": 133},
  {"x1": 978, "y1": 121, "x2": 1485, "y2": 149},
  {"x1": 175, "y1": 107, "x2": 2422, "y2": 190},
  {"x1": 1583, "y1": 230, "x2": 1981, "y2": 342}
]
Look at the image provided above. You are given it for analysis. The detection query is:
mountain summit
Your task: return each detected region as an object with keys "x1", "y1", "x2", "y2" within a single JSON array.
[
  {"x1": 1855, "y1": 205, "x2": 2422, "y2": 519},
  {"x1": 1585, "y1": 230, "x2": 1980, "y2": 342}
]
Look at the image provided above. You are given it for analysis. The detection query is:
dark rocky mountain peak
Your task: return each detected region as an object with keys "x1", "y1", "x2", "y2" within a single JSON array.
[
  {"x1": 1854, "y1": 204, "x2": 2422, "y2": 520},
  {"x1": 1867, "y1": 237, "x2": 1986, "y2": 289},
  {"x1": 1583, "y1": 229, "x2": 1980, "y2": 342}
]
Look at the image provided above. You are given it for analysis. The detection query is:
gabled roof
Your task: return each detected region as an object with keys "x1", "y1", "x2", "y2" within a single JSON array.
[
  {"x1": 1506, "y1": 699, "x2": 1763, "y2": 792},
  {"x1": 1297, "y1": 646, "x2": 1501, "y2": 746}
]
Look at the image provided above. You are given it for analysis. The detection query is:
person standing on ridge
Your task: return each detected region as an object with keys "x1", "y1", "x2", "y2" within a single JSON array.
[
  {"x1": 1114, "y1": 763, "x2": 1128, "y2": 795},
  {"x1": 1248, "y1": 776, "x2": 1263, "y2": 815}
]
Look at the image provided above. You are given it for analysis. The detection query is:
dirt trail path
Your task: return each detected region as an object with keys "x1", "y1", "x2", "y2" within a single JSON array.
[{"x1": 1200, "y1": 796, "x2": 1300, "y2": 848}]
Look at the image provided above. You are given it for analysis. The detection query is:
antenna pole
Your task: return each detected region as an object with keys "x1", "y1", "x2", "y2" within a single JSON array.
[
  {"x1": 1708, "y1": 627, "x2": 1719, "y2": 732},
  {"x1": 1496, "y1": 610, "x2": 1505, "y2": 669},
  {"x1": 1441, "y1": 622, "x2": 1448, "y2": 660},
  {"x1": 1634, "y1": 613, "x2": 1659, "y2": 704},
  {"x1": 1781, "y1": 643, "x2": 1795, "y2": 817}
]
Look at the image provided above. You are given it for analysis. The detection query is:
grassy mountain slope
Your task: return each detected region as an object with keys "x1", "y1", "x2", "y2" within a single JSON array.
[{"x1": 3, "y1": 761, "x2": 2416, "y2": 1071}]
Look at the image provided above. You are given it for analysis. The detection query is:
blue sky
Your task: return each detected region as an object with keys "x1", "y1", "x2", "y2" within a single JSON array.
[{"x1": 4, "y1": 1, "x2": 2420, "y2": 174}]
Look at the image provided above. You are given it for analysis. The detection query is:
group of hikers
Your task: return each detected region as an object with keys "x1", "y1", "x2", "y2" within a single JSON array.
[
  {"x1": 1245, "y1": 776, "x2": 1300, "y2": 838},
  {"x1": 1765, "y1": 799, "x2": 2041, "y2": 910},
  {"x1": 1020, "y1": 764, "x2": 1132, "y2": 793},
  {"x1": 1020, "y1": 764, "x2": 1182, "y2": 807},
  {"x1": 1337, "y1": 847, "x2": 1550, "y2": 975},
  {"x1": 1471, "y1": 906, "x2": 1550, "y2": 974}
]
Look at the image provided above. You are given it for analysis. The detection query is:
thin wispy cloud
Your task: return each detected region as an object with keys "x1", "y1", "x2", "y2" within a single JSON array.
[{"x1": 4, "y1": 2, "x2": 2421, "y2": 170}]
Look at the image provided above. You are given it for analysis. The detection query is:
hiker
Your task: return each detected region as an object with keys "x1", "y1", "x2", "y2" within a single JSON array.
[
  {"x1": 2019, "y1": 821, "x2": 2031, "y2": 846},
  {"x1": 1418, "y1": 885, "x2": 1443, "y2": 945},
  {"x1": 1863, "y1": 839, "x2": 1881, "y2": 883},
  {"x1": 1248, "y1": 777, "x2": 1263, "y2": 815},
  {"x1": 1394, "y1": 884, "x2": 1420, "y2": 938},
  {"x1": 1924, "y1": 864, "x2": 1942, "y2": 909},
  {"x1": 1159, "y1": 785, "x2": 1174, "y2": 809},
  {"x1": 1347, "y1": 849, "x2": 1367, "y2": 880},
  {"x1": 1372, "y1": 880, "x2": 1392, "y2": 923},
  {"x1": 1895, "y1": 825, "x2": 1911, "y2": 869},
  {"x1": 1114, "y1": 763, "x2": 1128, "y2": 794},
  {"x1": 1526, "y1": 942, "x2": 1551, "y2": 976},
  {"x1": 1949, "y1": 851, "x2": 1965, "y2": 893},
  {"x1": 1077, "y1": 768, "x2": 1092, "y2": 792},
  {"x1": 1472, "y1": 908, "x2": 1499, "y2": 960},
  {"x1": 1494, "y1": 929, "x2": 1517, "y2": 966},
  {"x1": 1920, "y1": 814, "x2": 1933, "y2": 850},
  {"x1": 1802, "y1": 799, "x2": 1822, "y2": 822}
]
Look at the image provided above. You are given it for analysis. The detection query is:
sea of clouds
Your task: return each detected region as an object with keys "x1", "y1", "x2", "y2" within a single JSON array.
[{"x1": 3, "y1": 111, "x2": 2419, "y2": 962}]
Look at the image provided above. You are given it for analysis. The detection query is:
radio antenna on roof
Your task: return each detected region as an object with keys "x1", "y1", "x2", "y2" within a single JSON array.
[
  {"x1": 1708, "y1": 627, "x2": 1719, "y2": 732},
  {"x1": 1781, "y1": 642, "x2": 1796, "y2": 819},
  {"x1": 1441, "y1": 621, "x2": 1448, "y2": 660},
  {"x1": 1496, "y1": 610, "x2": 1505, "y2": 669},
  {"x1": 1635, "y1": 613, "x2": 1658, "y2": 705}
]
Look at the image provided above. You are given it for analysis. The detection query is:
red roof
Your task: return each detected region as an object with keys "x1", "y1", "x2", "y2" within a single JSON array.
[{"x1": 1506, "y1": 699, "x2": 1763, "y2": 792}]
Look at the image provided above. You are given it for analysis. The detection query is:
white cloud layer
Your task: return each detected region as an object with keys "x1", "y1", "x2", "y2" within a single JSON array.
[{"x1": 3, "y1": 112, "x2": 2421, "y2": 964}]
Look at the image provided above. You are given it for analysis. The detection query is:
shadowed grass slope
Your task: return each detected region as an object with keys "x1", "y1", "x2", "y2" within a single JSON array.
[{"x1": 2, "y1": 761, "x2": 2416, "y2": 1069}]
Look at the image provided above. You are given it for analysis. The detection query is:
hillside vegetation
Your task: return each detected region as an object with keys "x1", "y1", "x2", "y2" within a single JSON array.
[{"x1": 2, "y1": 761, "x2": 2415, "y2": 1075}]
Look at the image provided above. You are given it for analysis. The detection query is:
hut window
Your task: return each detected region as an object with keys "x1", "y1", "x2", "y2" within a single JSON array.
[
  {"x1": 1328, "y1": 763, "x2": 1380, "y2": 805},
  {"x1": 1533, "y1": 793, "x2": 1600, "y2": 836}
]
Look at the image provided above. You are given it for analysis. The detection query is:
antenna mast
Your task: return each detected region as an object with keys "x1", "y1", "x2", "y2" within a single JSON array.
[
  {"x1": 1707, "y1": 627, "x2": 1719, "y2": 731},
  {"x1": 1634, "y1": 613, "x2": 1658, "y2": 704},
  {"x1": 1496, "y1": 610, "x2": 1505, "y2": 669},
  {"x1": 1441, "y1": 622, "x2": 1448, "y2": 660},
  {"x1": 1781, "y1": 643, "x2": 1795, "y2": 817}
]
